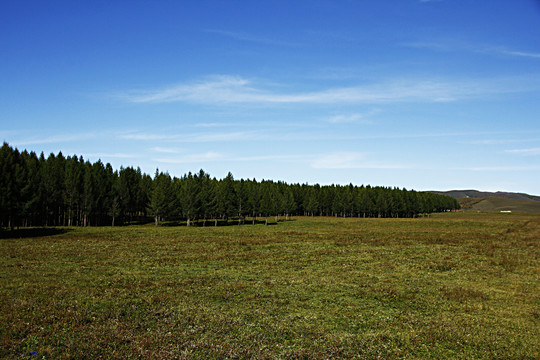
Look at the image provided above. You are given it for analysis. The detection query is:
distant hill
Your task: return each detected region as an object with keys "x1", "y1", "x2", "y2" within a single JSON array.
[
  {"x1": 428, "y1": 190, "x2": 540, "y2": 213},
  {"x1": 465, "y1": 198, "x2": 540, "y2": 213},
  {"x1": 429, "y1": 190, "x2": 540, "y2": 202}
]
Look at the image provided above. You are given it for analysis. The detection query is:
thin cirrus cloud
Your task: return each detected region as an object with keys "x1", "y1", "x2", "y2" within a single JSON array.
[
  {"x1": 327, "y1": 110, "x2": 379, "y2": 124},
  {"x1": 151, "y1": 147, "x2": 183, "y2": 154},
  {"x1": 10, "y1": 133, "x2": 98, "y2": 146},
  {"x1": 497, "y1": 49, "x2": 540, "y2": 59},
  {"x1": 462, "y1": 165, "x2": 540, "y2": 171},
  {"x1": 155, "y1": 153, "x2": 304, "y2": 164},
  {"x1": 505, "y1": 147, "x2": 540, "y2": 155},
  {"x1": 403, "y1": 39, "x2": 540, "y2": 59},
  {"x1": 119, "y1": 130, "x2": 261, "y2": 143},
  {"x1": 116, "y1": 75, "x2": 540, "y2": 106},
  {"x1": 120, "y1": 129, "x2": 538, "y2": 147},
  {"x1": 466, "y1": 138, "x2": 540, "y2": 145},
  {"x1": 154, "y1": 151, "x2": 411, "y2": 169}
]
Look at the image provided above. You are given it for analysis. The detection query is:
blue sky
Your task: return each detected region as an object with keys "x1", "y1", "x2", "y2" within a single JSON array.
[{"x1": 2, "y1": 0, "x2": 540, "y2": 194}]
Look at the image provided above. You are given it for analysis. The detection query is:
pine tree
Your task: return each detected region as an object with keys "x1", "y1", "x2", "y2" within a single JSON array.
[
  {"x1": 216, "y1": 172, "x2": 236, "y2": 224},
  {"x1": 197, "y1": 169, "x2": 212, "y2": 226},
  {"x1": 283, "y1": 187, "x2": 296, "y2": 220},
  {"x1": 247, "y1": 179, "x2": 260, "y2": 224},
  {"x1": 21, "y1": 151, "x2": 41, "y2": 226},
  {"x1": 109, "y1": 170, "x2": 121, "y2": 226},
  {"x1": 259, "y1": 182, "x2": 273, "y2": 225},
  {"x1": 149, "y1": 171, "x2": 173, "y2": 226},
  {"x1": 235, "y1": 179, "x2": 248, "y2": 225},
  {"x1": 0, "y1": 144, "x2": 21, "y2": 229},
  {"x1": 305, "y1": 186, "x2": 319, "y2": 216},
  {"x1": 181, "y1": 172, "x2": 201, "y2": 226}
]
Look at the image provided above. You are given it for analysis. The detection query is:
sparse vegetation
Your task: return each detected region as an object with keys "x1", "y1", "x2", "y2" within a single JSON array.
[{"x1": 1, "y1": 212, "x2": 538, "y2": 359}]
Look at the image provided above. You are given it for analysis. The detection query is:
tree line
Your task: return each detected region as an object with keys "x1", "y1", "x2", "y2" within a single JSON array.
[{"x1": 0, "y1": 143, "x2": 459, "y2": 229}]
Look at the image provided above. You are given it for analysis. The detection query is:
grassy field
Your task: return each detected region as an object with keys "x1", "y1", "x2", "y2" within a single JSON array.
[{"x1": 1, "y1": 213, "x2": 539, "y2": 359}]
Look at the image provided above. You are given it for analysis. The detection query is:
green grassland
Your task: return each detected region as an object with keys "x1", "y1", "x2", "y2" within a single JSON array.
[{"x1": 1, "y1": 213, "x2": 539, "y2": 359}]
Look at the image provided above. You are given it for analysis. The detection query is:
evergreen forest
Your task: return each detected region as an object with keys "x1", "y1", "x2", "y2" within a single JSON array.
[{"x1": 0, "y1": 143, "x2": 460, "y2": 229}]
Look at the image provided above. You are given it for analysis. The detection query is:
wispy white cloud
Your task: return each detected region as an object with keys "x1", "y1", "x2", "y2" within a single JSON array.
[
  {"x1": 151, "y1": 147, "x2": 183, "y2": 154},
  {"x1": 154, "y1": 153, "x2": 304, "y2": 164},
  {"x1": 155, "y1": 151, "x2": 417, "y2": 169},
  {"x1": 117, "y1": 75, "x2": 539, "y2": 106},
  {"x1": 11, "y1": 133, "x2": 97, "y2": 146},
  {"x1": 119, "y1": 130, "x2": 261, "y2": 143},
  {"x1": 233, "y1": 154, "x2": 306, "y2": 162},
  {"x1": 504, "y1": 147, "x2": 540, "y2": 155},
  {"x1": 459, "y1": 165, "x2": 540, "y2": 171},
  {"x1": 311, "y1": 152, "x2": 411, "y2": 169},
  {"x1": 466, "y1": 138, "x2": 540, "y2": 145},
  {"x1": 496, "y1": 49, "x2": 540, "y2": 59},
  {"x1": 403, "y1": 39, "x2": 540, "y2": 59},
  {"x1": 192, "y1": 122, "x2": 245, "y2": 128},
  {"x1": 116, "y1": 75, "x2": 249, "y2": 104},
  {"x1": 327, "y1": 110, "x2": 379, "y2": 124},
  {"x1": 119, "y1": 129, "x2": 540, "y2": 147}
]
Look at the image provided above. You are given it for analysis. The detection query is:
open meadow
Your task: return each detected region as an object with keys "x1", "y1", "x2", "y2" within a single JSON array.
[{"x1": 1, "y1": 212, "x2": 539, "y2": 359}]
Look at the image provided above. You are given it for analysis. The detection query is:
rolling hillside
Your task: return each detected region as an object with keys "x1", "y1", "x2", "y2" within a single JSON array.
[
  {"x1": 464, "y1": 197, "x2": 540, "y2": 213},
  {"x1": 430, "y1": 190, "x2": 540, "y2": 202},
  {"x1": 429, "y1": 190, "x2": 540, "y2": 213}
]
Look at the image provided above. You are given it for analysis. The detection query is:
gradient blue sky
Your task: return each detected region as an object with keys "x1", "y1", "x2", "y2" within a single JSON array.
[{"x1": 2, "y1": 1, "x2": 540, "y2": 194}]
